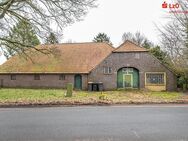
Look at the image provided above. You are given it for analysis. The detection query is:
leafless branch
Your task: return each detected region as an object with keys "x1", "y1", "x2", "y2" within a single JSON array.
[{"x1": 0, "y1": 0, "x2": 97, "y2": 60}]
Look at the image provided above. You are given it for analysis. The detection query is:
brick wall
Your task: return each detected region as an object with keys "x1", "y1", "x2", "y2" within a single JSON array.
[
  {"x1": 88, "y1": 52, "x2": 177, "y2": 91},
  {"x1": 0, "y1": 52, "x2": 177, "y2": 91},
  {"x1": 0, "y1": 74, "x2": 88, "y2": 90}
]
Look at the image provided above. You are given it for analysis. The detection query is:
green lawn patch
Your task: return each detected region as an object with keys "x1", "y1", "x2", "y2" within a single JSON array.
[
  {"x1": 149, "y1": 92, "x2": 181, "y2": 100},
  {"x1": 0, "y1": 89, "x2": 66, "y2": 102}
]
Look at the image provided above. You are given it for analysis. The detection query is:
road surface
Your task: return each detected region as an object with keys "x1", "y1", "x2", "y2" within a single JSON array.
[{"x1": 0, "y1": 105, "x2": 188, "y2": 141}]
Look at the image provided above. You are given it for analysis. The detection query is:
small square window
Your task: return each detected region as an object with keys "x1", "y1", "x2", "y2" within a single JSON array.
[
  {"x1": 59, "y1": 74, "x2": 65, "y2": 80},
  {"x1": 103, "y1": 67, "x2": 112, "y2": 74},
  {"x1": 11, "y1": 75, "x2": 16, "y2": 80},
  {"x1": 135, "y1": 53, "x2": 140, "y2": 59},
  {"x1": 34, "y1": 74, "x2": 40, "y2": 80}
]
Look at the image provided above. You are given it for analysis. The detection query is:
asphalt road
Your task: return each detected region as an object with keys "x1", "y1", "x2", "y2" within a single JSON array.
[{"x1": 0, "y1": 105, "x2": 188, "y2": 141}]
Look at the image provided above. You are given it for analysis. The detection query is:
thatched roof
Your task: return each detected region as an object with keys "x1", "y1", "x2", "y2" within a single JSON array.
[
  {"x1": 0, "y1": 40, "x2": 150, "y2": 74},
  {"x1": 0, "y1": 42, "x2": 114, "y2": 74},
  {"x1": 113, "y1": 40, "x2": 148, "y2": 53}
]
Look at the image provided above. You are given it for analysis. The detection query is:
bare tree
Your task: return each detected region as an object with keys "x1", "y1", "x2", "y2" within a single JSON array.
[
  {"x1": 122, "y1": 32, "x2": 133, "y2": 42},
  {"x1": 122, "y1": 31, "x2": 153, "y2": 48},
  {"x1": 158, "y1": 0, "x2": 188, "y2": 88},
  {"x1": 122, "y1": 31, "x2": 146, "y2": 46},
  {"x1": 0, "y1": 0, "x2": 96, "y2": 58},
  {"x1": 134, "y1": 32, "x2": 145, "y2": 46},
  {"x1": 158, "y1": 0, "x2": 188, "y2": 71}
]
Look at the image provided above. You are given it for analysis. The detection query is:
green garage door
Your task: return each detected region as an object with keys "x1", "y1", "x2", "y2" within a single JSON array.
[{"x1": 117, "y1": 67, "x2": 139, "y2": 89}]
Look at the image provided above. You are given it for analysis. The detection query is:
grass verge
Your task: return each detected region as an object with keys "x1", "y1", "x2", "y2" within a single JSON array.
[{"x1": 0, "y1": 88, "x2": 186, "y2": 107}]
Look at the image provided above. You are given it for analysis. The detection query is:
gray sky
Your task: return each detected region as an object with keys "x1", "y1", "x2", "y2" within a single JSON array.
[
  {"x1": 0, "y1": 0, "x2": 170, "y2": 64},
  {"x1": 62, "y1": 0, "x2": 170, "y2": 46}
]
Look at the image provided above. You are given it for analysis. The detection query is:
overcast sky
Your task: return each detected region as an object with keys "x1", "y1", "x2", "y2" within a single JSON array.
[{"x1": 0, "y1": 0, "x2": 171, "y2": 64}]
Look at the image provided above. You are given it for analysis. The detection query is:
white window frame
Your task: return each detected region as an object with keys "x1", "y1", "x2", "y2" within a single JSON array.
[
  {"x1": 103, "y1": 67, "x2": 112, "y2": 74},
  {"x1": 122, "y1": 68, "x2": 133, "y2": 73}
]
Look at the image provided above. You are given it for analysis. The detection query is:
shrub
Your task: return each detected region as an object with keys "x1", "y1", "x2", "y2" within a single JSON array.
[
  {"x1": 99, "y1": 93, "x2": 108, "y2": 100},
  {"x1": 183, "y1": 84, "x2": 187, "y2": 92},
  {"x1": 177, "y1": 75, "x2": 188, "y2": 90}
]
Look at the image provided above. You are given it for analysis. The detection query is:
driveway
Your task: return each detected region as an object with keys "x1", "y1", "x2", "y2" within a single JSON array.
[{"x1": 0, "y1": 105, "x2": 188, "y2": 141}]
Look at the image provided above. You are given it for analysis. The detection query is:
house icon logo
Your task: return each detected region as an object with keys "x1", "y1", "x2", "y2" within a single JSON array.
[{"x1": 162, "y1": 1, "x2": 168, "y2": 8}]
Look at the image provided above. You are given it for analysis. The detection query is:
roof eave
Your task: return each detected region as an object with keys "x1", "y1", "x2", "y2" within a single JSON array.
[
  {"x1": 0, "y1": 72, "x2": 89, "y2": 74},
  {"x1": 112, "y1": 51, "x2": 149, "y2": 53}
]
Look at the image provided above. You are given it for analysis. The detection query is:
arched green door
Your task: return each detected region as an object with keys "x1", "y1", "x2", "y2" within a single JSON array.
[
  {"x1": 74, "y1": 74, "x2": 82, "y2": 90},
  {"x1": 117, "y1": 67, "x2": 139, "y2": 89}
]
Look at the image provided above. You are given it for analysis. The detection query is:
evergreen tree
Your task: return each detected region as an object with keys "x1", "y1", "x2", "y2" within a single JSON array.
[
  {"x1": 45, "y1": 32, "x2": 59, "y2": 44},
  {"x1": 93, "y1": 33, "x2": 112, "y2": 45},
  {"x1": 149, "y1": 46, "x2": 168, "y2": 65},
  {"x1": 1, "y1": 20, "x2": 40, "y2": 59},
  {"x1": 142, "y1": 39, "x2": 153, "y2": 49}
]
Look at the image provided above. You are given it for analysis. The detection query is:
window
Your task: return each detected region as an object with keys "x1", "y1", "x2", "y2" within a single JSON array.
[
  {"x1": 10, "y1": 75, "x2": 16, "y2": 80},
  {"x1": 135, "y1": 53, "x2": 140, "y2": 59},
  {"x1": 59, "y1": 74, "x2": 65, "y2": 80},
  {"x1": 34, "y1": 74, "x2": 40, "y2": 80},
  {"x1": 146, "y1": 73, "x2": 165, "y2": 85},
  {"x1": 103, "y1": 67, "x2": 112, "y2": 74},
  {"x1": 122, "y1": 68, "x2": 133, "y2": 73}
]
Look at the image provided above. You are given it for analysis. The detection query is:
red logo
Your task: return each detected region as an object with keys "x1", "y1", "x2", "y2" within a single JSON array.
[
  {"x1": 162, "y1": 1, "x2": 180, "y2": 9},
  {"x1": 169, "y1": 3, "x2": 180, "y2": 9},
  {"x1": 162, "y1": 1, "x2": 168, "y2": 8}
]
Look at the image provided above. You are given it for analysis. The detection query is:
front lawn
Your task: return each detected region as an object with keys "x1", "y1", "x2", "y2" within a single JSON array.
[{"x1": 0, "y1": 88, "x2": 186, "y2": 106}]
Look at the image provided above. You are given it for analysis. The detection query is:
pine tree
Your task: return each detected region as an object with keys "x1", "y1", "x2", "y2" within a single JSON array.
[
  {"x1": 149, "y1": 46, "x2": 168, "y2": 65},
  {"x1": 45, "y1": 32, "x2": 59, "y2": 44},
  {"x1": 93, "y1": 33, "x2": 112, "y2": 45},
  {"x1": 1, "y1": 20, "x2": 40, "y2": 59}
]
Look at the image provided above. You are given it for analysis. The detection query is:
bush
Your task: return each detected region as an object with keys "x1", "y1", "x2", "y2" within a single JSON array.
[
  {"x1": 183, "y1": 84, "x2": 187, "y2": 92},
  {"x1": 177, "y1": 75, "x2": 188, "y2": 90},
  {"x1": 99, "y1": 93, "x2": 108, "y2": 100}
]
